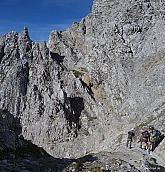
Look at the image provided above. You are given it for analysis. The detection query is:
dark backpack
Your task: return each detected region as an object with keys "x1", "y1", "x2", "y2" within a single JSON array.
[
  {"x1": 153, "y1": 130, "x2": 161, "y2": 140},
  {"x1": 128, "y1": 131, "x2": 134, "y2": 139},
  {"x1": 142, "y1": 131, "x2": 149, "y2": 138},
  {"x1": 155, "y1": 130, "x2": 161, "y2": 136}
]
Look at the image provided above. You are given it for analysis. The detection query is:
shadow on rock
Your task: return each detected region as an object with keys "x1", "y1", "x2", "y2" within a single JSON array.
[
  {"x1": 0, "y1": 109, "x2": 96, "y2": 172},
  {"x1": 146, "y1": 159, "x2": 165, "y2": 172},
  {"x1": 153, "y1": 134, "x2": 165, "y2": 151},
  {"x1": 50, "y1": 52, "x2": 65, "y2": 63},
  {"x1": 79, "y1": 78, "x2": 95, "y2": 101},
  {"x1": 62, "y1": 91, "x2": 85, "y2": 131},
  {"x1": 0, "y1": 109, "x2": 22, "y2": 135},
  {"x1": 78, "y1": 154, "x2": 98, "y2": 163}
]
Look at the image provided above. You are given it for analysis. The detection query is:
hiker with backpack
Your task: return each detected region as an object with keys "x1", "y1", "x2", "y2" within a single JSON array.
[
  {"x1": 138, "y1": 129, "x2": 150, "y2": 150},
  {"x1": 126, "y1": 128, "x2": 135, "y2": 149},
  {"x1": 149, "y1": 126, "x2": 162, "y2": 150}
]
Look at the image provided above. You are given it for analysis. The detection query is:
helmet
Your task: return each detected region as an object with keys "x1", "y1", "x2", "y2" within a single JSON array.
[
  {"x1": 144, "y1": 130, "x2": 148, "y2": 132},
  {"x1": 131, "y1": 128, "x2": 135, "y2": 131}
]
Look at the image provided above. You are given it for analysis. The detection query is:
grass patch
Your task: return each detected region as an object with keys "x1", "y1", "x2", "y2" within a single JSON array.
[
  {"x1": 72, "y1": 70, "x2": 84, "y2": 78},
  {"x1": 66, "y1": 162, "x2": 83, "y2": 172},
  {"x1": 69, "y1": 162, "x2": 81, "y2": 170},
  {"x1": 83, "y1": 129, "x2": 90, "y2": 136},
  {"x1": 117, "y1": 134, "x2": 123, "y2": 144},
  {"x1": 88, "y1": 116, "x2": 97, "y2": 122},
  {"x1": 90, "y1": 166, "x2": 102, "y2": 172}
]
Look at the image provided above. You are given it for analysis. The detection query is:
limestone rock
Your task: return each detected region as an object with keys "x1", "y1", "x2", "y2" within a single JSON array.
[{"x1": 0, "y1": 0, "x2": 165, "y2": 170}]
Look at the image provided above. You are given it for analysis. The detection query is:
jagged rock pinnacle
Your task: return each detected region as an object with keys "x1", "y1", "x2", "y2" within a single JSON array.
[
  {"x1": 24, "y1": 26, "x2": 28, "y2": 32},
  {"x1": 0, "y1": 1, "x2": 165, "y2": 170}
]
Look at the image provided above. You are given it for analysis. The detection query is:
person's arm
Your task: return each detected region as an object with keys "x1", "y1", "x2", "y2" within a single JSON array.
[
  {"x1": 132, "y1": 133, "x2": 135, "y2": 141},
  {"x1": 138, "y1": 133, "x2": 142, "y2": 142},
  {"x1": 148, "y1": 132, "x2": 150, "y2": 141}
]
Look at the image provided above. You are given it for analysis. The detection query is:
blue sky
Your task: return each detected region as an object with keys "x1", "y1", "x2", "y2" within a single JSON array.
[{"x1": 0, "y1": 0, "x2": 93, "y2": 42}]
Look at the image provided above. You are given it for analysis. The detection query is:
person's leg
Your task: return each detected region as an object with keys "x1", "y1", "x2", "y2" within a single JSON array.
[
  {"x1": 129, "y1": 140, "x2": 131, "y2": 149},
  {"x1": 139, "y1": 138, "x2": 142, "y2": 148},
  {"x1": 148, "y1": 143, "x2": 151, "y2": 154},
  {"x1": 126, "y1": 139, "x2": 129, "y2": 147},
  {"x1": 139, "y1": 141, "x2": 142, "y2": 148},
  {"x1": 152, "y1": 141, "x2": 156, "y2": 151},
  {"x1": 144, "y1": 141, "x2": 148, "y2": 150}
]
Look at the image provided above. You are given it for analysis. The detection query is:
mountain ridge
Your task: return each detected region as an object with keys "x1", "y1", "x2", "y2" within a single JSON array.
[{"x1": 0, "y1": 0, "x2": 165, "y2": 171}]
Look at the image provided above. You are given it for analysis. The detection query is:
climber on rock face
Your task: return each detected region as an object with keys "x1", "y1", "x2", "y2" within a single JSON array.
[{"x1": 126, "y1": 128, "x2": 135, "y2": 149}]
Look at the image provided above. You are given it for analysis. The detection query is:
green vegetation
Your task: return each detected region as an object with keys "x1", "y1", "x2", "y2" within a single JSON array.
[
  {"x1": 161, "y1": 129, "x2": 165, "y2": 133},
  {"x1": 69, "y1": 162, "x2": 81, "y2": 171},
  {"x1": 117, "y1": 134, "x2": 123, "y2": 144},
  {"x1": 72, "y1": 70, "x2": 84, "y2": 78},
  {"x1": 66, "y1": 161, "x2": 84, "y2": 172},
  {"x1": 162, "y1": 102, "x2": 165, "y2": 106},
  {"x1": 82, "y1": 110, "x2": 97, "y2": 122},
  {"x1": 80, "y1": 67, "x2": 88, "y2": 72},
  {"x1": 84, "y1": 112, "x2": 97, "y2": 122},
  {"x1": 90, "y1": 166, "x2": 102, "y2": 172},
  {"x1": 88, "y1": 116, "x2": 97, "y2": 122},
  {"x1": 83, "y1": 129, "x2": 90, "y2": 136}
]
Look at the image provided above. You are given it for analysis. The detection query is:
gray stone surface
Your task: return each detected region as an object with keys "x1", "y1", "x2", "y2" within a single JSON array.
[{"x1": 0, "y1": 0, "x2": 165, "y2": 171}]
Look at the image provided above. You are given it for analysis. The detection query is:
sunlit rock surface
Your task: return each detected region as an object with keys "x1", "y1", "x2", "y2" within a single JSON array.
[{"x1": 0, "y1": 0, "x2": 165, "y2": 171}]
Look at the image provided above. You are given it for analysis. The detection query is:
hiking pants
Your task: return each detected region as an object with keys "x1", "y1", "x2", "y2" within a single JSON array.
[{"x1": 126, "y1": 139, "x2": 132, "y2": 148}]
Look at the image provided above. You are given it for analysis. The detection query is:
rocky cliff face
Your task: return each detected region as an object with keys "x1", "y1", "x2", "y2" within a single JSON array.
[{"x1": 0, "y1": 0, "x2": 165, "y2": 169}]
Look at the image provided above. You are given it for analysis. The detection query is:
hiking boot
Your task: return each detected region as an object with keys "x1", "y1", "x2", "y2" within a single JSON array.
[{"x1": 144, "y1": 146, "x2": 147, "y2": 150}]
